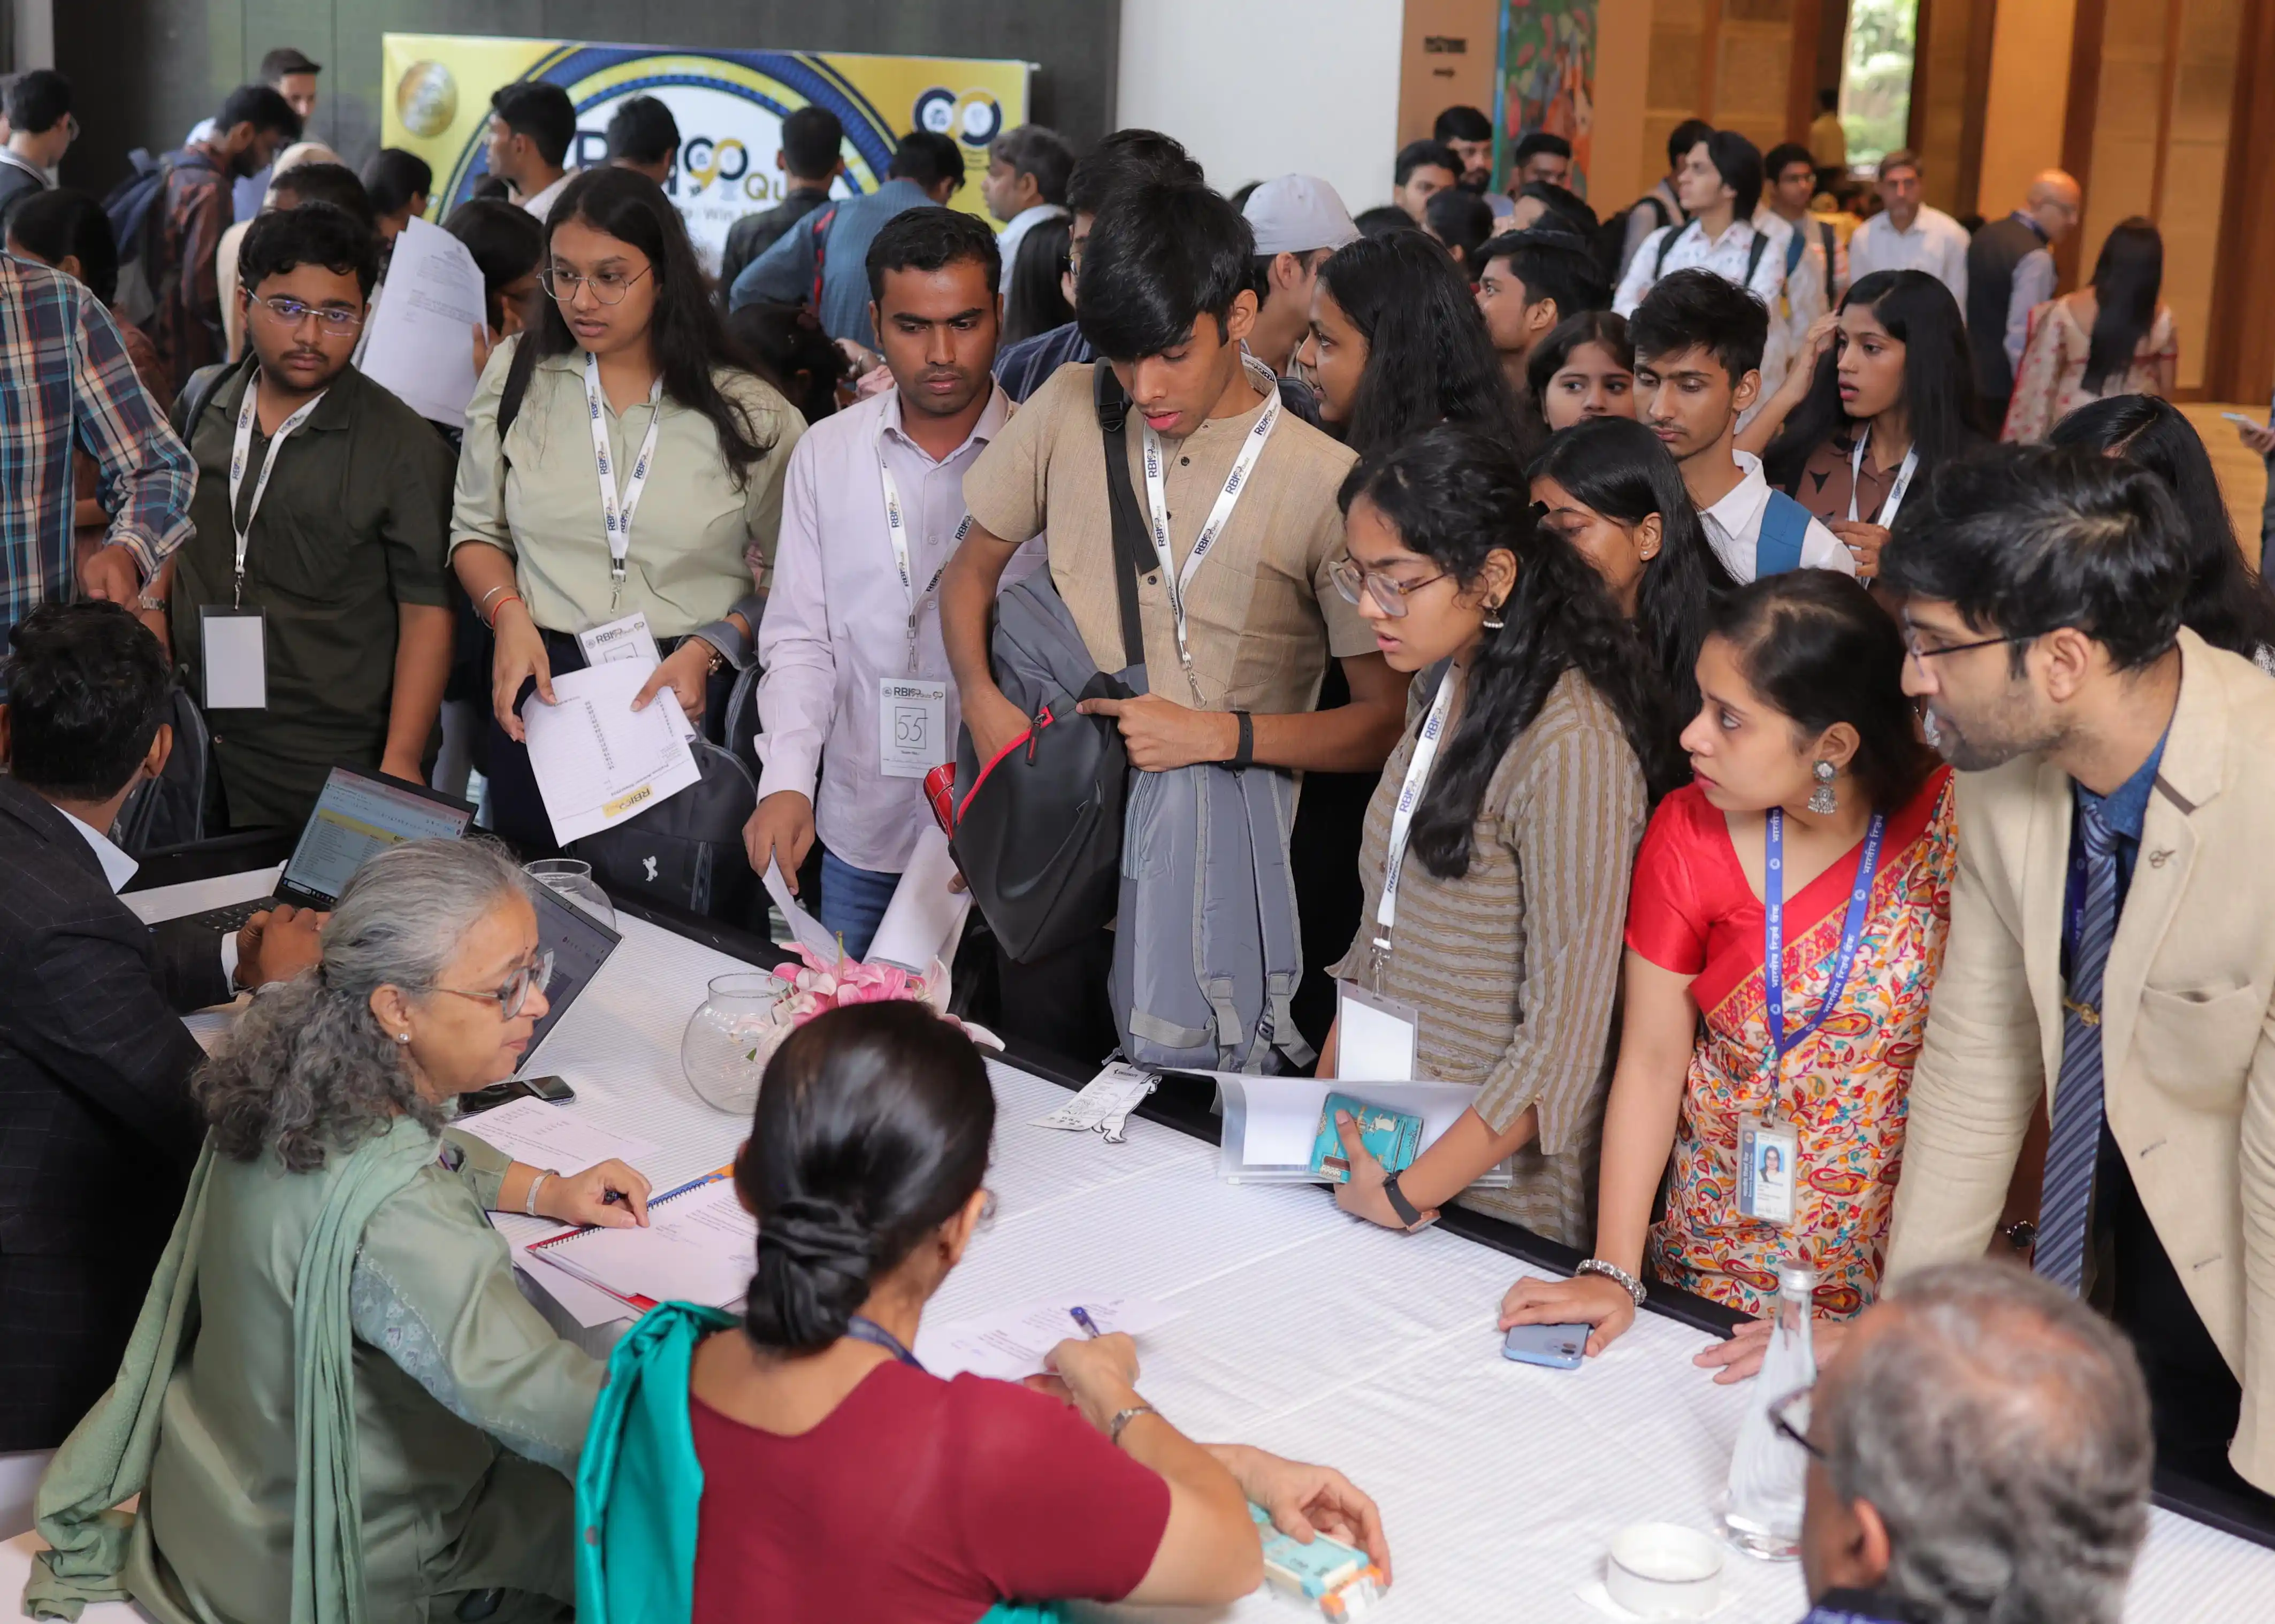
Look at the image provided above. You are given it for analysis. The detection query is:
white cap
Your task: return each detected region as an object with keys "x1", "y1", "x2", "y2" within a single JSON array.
[{"x1": 1243, "y1": 174, "x2": 1361, "y2": 256}]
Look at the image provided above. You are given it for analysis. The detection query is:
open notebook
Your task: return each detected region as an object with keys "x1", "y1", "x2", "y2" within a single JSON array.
[{"x1": 526, "y1": 1174, "x2": 754, "y2": 1312}]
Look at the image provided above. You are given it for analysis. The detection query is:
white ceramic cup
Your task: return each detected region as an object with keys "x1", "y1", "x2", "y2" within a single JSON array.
[{"x1": 1605, "y1": 1522, "x2": 1726, "y2": 1619}]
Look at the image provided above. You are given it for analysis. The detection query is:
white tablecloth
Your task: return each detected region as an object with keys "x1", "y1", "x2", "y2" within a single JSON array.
[{"x1": 495, "y1": 914, "x2": 2275, "y2": 1622}]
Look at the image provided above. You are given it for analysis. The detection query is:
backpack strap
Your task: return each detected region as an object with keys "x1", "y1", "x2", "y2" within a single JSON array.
[
  {"x1": 167, "y1": 351, "x2": 251, "y2": 442},
  {"x1": 1784, "y1": 224, "x2": 1805, "y2": 277},
  {"x1": 1756, "y1": 490, "x2": 1813, "y2": 578},
  {"x1": 1653, "y1": 218, "x2": 1688, "y2": 278},
  {"x1": 495, "y1": 334, "x2": 540, "y2": 470},
  {"x1": 1745, "y1": 227, "x2": 1772, "y2": 289},
  {"x1": 1092, "y1": 359, "x2": 1149, "y2": 675}
]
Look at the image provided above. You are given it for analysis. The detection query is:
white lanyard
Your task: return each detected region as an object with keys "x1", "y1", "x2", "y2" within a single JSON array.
[
  {"x1": 1846, "y1": 428, "x2": 1919, "y2": 528},
  {"x1": 1139, "y1": 362, "x2": 1281, "y2": 702},
  {"x1": 1368, "y1": 666, "x2": 1461, "y2": 983},
  {"x1": 227, "y1": 377, "x2": 326, "y2": 608},
  {"x1": 584, "y1": 351, "x2": 665, "y2": 612},
  {"x1": 877, "y1": 443, "x2": 971, "y2": 676}
]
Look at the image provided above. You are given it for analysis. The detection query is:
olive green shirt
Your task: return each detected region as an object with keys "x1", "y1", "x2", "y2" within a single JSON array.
[
  {"x1": 170, "y1": 363, "x2": 455, "y2": 831},
  {"x1": 448, "y1": 338, "x2": 802, "y2": 638}
]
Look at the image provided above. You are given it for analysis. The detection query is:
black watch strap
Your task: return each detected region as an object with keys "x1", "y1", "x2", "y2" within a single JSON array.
[
  {"x1": 1381, "y1": 1170, "x2": 1422, "y2": 1228},
  {"x1": 1229, "y1": 710, "x2": 1254, "y2": 770}
]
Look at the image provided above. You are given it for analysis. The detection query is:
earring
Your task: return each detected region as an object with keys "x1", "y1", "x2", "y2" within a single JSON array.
[
  {"x1": 1808, "y1": 759, "x2": 1838, "y2": 815},
  {"x1": 1482, "y1": 600, "x2": 1506, "y2": 631},
  {"x1": 396, "y1": 1032, "x2": 411, "y2": 1044}
]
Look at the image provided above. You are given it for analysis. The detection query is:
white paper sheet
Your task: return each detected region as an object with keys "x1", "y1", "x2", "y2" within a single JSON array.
[
  {"x1": 866, "y1": 825, "x2": 971, "y2": 970},
  {"x1": 451, "y1": 1096, "x2": 661, "y2": 1178},
  {"x1": 526, "y1": 1179, "x2": 756, "y2": 1308},
  {"x1": 761, "y1": 859, "x2": 840, "y2": 959},
  {"x1": 912, "y1": 1292, "x2": 1184, "y2": 1381},
  {"x1": 1030, "y1": 1061, "x2": 1157, "y2": 1137},
  {"x1": 515, "y1": 1247, "x2": 640, "y2": 1329},
  {"x1": 522, "y1": 661, "x2": 701, "y2": 844},
  {"x1": 356, "y1": 216, "x2": 486, "y2": 427},
  {"x1": 1227, "y1": 1075, "x2": 1493, "y2": 1169}
]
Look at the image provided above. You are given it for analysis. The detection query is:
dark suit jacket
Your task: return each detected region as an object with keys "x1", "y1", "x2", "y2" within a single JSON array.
[{"x1": 0, "y1": 775, "x2": 227, "y2": 1445}]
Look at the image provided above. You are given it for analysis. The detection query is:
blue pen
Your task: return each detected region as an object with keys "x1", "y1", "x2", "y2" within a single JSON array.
[{"x1": 1068, "y1": 1306, "x2": 1103, "y2": 1339}]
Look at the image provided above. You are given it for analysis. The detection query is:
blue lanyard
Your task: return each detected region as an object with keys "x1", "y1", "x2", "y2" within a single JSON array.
[
  {"x1": 845, "y1": 1314, "x2": 925, "y2": 1370},
  {"x1": 1763, "y1": 808, "x2": 1887, "y2": 1067}
]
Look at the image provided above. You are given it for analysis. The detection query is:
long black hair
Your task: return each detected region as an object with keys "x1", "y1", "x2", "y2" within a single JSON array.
[
  {"x1": 1711, "y1": 572, "x2": 1939, "y2": 814},
  {"x1": 1763, "y1": 269, "x2": 1983, "y2": 494},
  {"x1": 1000, "y1": 212, "x2": 1073, "y2": 347},
  {"x1": 1528, "y1": 416, "x2": 1732, "y2": 727},
  {"x1": 2049, "y1": 395, "x2": 2275, "y2": 660},
  {"x1": 738, "y1": 1003, "x2": 994, "y2": 1354},
  {"x1": 2083, "y1": 218, "x2": 2162, "y2": 395},
  {"x1": 535, "y1": 166, "x2": 775, "y2": 486},
  {"x1": 1339, "y1": 424, "x2": 1682, "y2": 879},
  {"x1": 1317, "y1": 230, "x2": 1528, "y2": 463}
]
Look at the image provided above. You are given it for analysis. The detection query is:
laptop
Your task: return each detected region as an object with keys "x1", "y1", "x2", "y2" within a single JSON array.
[
  {"x1": 521, "y1": 879, "x2": 622, "y2": 1058},
  {"x1": 187, "y1": 764, "x2": 476, "y2": 932}
]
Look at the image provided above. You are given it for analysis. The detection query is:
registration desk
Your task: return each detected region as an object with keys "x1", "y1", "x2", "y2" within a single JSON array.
[{"x1": 2, "y1": 859, "x2": 2269, "y2": 1623}]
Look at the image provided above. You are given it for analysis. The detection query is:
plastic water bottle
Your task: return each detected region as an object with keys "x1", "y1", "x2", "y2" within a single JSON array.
[{"x1": 1722, "y1": 1259, "x2": 1818, "y2": 1560}]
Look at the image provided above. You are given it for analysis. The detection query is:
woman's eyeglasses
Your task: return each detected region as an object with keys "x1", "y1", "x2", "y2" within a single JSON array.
[
  {"x1": 430, "y1": 950, "x2": 555, "y2": 1021},
  {"x1": 540, "y1": 264, "x2": 654, "y2": 305},
  {"x1": 1327, "y1": 555, "x2": 1451, "y2": 619},
  {"x1": 250, "y1": 294, "x2": 364, "y2": 334}
]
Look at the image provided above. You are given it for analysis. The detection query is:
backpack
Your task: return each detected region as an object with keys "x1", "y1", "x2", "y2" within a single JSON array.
[
  {"x1": 103, "y1": 148, "x2": 193, "y2": 328},
  {"x1": 1654, "y1": 219, "x2": 1774, "y2": 288},
  {"x1": 568, "y1": 740, "x2": 761, "y2": 924},
  {"x1": 1755, "y1": 490, "x2": 1813, "y2": 578},
  {"x1": 1595, "y1": 192, "x2": 1669, "y2": 290}
]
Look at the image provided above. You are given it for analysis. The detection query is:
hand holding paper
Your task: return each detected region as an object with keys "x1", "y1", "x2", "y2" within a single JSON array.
[{"x1": 521, "y1": 661, "x2": 701, "y2": 844}]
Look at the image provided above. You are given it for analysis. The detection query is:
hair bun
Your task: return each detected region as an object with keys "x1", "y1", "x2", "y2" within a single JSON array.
[{"x1": 745, "y1": 1194, "x2": 876, "y2": 1352}]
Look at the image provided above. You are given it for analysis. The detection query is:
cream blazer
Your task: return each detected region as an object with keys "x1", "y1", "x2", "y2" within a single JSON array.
[{"x1": 1885, "y1": 629, "x2": 2275, "y2": 1492}]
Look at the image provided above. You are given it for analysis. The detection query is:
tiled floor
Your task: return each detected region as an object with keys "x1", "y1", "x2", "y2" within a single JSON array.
[{"x1": 2182, "y1": 402, "x2": 2269, "y2": 570}]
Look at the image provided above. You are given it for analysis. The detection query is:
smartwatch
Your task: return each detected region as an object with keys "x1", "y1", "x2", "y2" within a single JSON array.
[{"x1": 1381, "y1": 1170, "x2": 1423, "y2": 1228}]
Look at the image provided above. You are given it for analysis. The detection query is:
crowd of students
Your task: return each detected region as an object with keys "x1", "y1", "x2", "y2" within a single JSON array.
[{"x1": 1, "y1": 57, "x2": 2272, "y2": 1624}]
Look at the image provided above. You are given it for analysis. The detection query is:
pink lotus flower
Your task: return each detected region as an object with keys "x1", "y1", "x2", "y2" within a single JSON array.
[{"x1": 737, "y1": 944, "x2": 986, "y2": 1073}]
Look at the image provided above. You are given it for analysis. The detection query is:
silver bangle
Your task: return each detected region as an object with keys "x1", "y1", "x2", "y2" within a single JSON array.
[
  {"x1": 1107, "y1": 1404, "x2": 1158, "y2": 1448},
  {"x1": 524, "y1": 1168, "x2": 558, "y2": 1218},
  {"x1": 1576, "y1": 1258, "x2": 1648, "y2": 1307}
]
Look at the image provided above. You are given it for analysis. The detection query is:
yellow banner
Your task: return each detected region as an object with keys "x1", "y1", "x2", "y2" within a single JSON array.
[{"x1": 381, "y1": 34, "x2": 1030, "y2": 270}]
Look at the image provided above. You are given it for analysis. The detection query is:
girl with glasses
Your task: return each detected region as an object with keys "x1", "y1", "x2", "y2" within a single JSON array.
[
  {"x1": 35, "y1": 839, "x2": 650, "y2": 1622},
  {"x1": 1315, "y1": 425, "x2": 1678, "y2": 1245},
  {"x1": 449, "y1": 166, "x2": 802, "y2": 852}
]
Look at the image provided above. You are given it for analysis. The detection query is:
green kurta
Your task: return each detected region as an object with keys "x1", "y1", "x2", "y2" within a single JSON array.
[{"x1": 30, "y1": 1117, "x2": 600, "y2": 1624}]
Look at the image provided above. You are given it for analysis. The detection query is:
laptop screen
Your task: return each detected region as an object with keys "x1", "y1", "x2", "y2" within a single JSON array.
[
  {"x1": 523, "y1": 880, "x2": 622, "y2": 1058},
  {"x1": 279, "y1": 767, "x2": 475, "y2": 907}
]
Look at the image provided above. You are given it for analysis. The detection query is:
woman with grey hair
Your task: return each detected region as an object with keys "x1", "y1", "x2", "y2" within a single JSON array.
[{"x1": 30, "y1": 838, "x2": 651, "y2": 1624}]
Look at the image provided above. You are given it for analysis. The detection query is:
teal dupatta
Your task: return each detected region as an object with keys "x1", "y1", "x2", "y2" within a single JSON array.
[{"x1": 575, "y1": 1302, "x2": 1066, "y2": 1623}]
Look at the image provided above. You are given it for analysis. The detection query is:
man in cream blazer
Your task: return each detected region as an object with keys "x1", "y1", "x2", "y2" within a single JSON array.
[{"x1": 1880, "y1": 448, "x2": 2275, "y2": 1504}]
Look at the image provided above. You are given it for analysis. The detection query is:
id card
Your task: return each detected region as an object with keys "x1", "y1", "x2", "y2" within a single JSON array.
[
  {"x1": 1738, "y1": 1115, "x2": 1798, "y2": 1226},
  {"x1": 577, "y1": 611, "x2": 661, "y2": 670},
  {"x1": 199, "y1": 606, "x2": 269, "y2": 710},
  {"x1": 877, "y1": 677, "x2": 949, "y2": 780},
  {"x1": 1334, "y1": 980, "x2": 1419, "y2": 1081}
]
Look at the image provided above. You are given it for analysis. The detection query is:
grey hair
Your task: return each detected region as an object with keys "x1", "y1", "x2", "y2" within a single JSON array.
[
  {"x1": 195, "y1": 838, "x2": 537, "y2": 1173},
  {"x1": 1824, "y1": 1261, "x2": 2154, "y2": 1624}
]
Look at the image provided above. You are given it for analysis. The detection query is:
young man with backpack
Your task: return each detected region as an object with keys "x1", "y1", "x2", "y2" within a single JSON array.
[
  {"x1": 940, "y1": 181, "x2": 1407, "y2": 1065},
  {"x1": 1760, "y1": 141, "x2": 1843, "y2": 374},
  {"x1": 1631, "y1": 269, "x2": 1850, "y2": 584},
  {"x1": 128, "y1": 83, "x2": 301, "y2": 395},
  {"x1": 1606, "y1": 117, "x2": 1712, "y2": 284}
]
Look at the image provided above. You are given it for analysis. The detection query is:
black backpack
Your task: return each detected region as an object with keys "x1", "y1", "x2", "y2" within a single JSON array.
[{"x1": 1594, "y1": 193, "x2": 1670, "y2": 292}]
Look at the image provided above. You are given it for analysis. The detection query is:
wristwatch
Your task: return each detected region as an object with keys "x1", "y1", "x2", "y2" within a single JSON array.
[
  {"x1": 136, "y1": 590, "x2": 169, "y2": 613},
  {"x1": 1381, "y1": 1170, "x2": 1423, "y2": 1228},
  {"x1": 1108, "y1": 1404, "x2": 1158, "y2": 1447},
  {"x1": 1576, "y1": 1257, "x2": 1649, "y2": 1307},
  {"x1": 2001, "y1": 1218, "x2": 2038, "y2": 1254}
]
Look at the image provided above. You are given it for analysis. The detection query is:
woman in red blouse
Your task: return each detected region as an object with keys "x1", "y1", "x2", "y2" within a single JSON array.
[{"x1": 1500, "y1": 571, "x2": 1953, "y2": 1356}]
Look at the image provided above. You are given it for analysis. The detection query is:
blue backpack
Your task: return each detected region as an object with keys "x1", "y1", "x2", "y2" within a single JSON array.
[{"x1": 1755, "y1": 490, "x2": 1814, "y2": 577}]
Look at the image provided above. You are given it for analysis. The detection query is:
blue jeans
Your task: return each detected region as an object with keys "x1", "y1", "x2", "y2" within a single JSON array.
[{"x1": 818, "y1": 851, "x2": 901, "y2": 962}]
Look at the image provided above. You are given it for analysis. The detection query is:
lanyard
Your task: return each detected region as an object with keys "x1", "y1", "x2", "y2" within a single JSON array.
[
  {"x1": 845, "y1": 1314, "x2": 925, "y2": 1369},
  {"x1": 584, "y1": 351, "x2": 665, "y2": 612},
  {"x1": 1763, "y1": 808, "x2": 1887, "y2": 1087},
  {"x1": 1368, "y1": 666, "x2": 1461, "y2": 986},
  {"x1": 227, "y1": 377, "x2": 326, "y2": 608},
  {"x1": 877, "y1": 443, "x2": 972, "y2": 676},
  {"x1": 1846, "y1": 428, "x2": 1919, "y2": 528},
  {"x1": 1139, "y1": 361, "x2": 1281, "y2": 703}
]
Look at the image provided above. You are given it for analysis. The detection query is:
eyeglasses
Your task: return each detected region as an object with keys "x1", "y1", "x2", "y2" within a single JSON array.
[
  {"x1": 1901, "y1": 629, "x2": 2034, "y2": 662},
  {"x1": 1768, "y1": 1384, "x2": 1826, "y2": 1463},
  {"x1": 250, "y1": 294, "x2": 365, "y2": 334},
  {"x1": 429, "y1": 949, "x2": 554, "y2": 1021},
  {"x1": 540, "y1": 264, "x2": 653, "y2": 305},
  {"x1": 1329, "y1": 555, "x2": 1453, "y2": 619}
]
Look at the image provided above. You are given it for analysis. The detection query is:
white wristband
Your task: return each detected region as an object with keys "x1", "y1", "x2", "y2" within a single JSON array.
[{"x1": 524, "y1": 1168, "x2": 558, "y2": 1218}]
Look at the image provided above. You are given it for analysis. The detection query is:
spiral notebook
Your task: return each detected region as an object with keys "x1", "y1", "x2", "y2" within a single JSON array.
[{"x1": 525, "y1": 1170, "x2": 753, "y2": 1311}]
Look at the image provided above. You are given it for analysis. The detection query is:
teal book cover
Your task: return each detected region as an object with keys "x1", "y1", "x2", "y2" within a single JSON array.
[{"x1": 1310, "y1": 1093, "x2": 1424, "y2": 1184}]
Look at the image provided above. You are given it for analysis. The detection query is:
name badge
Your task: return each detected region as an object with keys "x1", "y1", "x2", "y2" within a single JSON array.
[
  {"x1": 577, "y1": 611, "x2": 661, "y2": 669},
  {"x1": 200, "y1": 606, "x2": 269, "y2": 710},
  {"x1": 1738, "y1": 1115, "x2": 1799, "y2": 1227},
  {"x1": 1333, "y1": 980, "x2": 1420, "y2": 1081},
  {"x1": 877, "y1": 677, "x2": 949, "y2": 780}
]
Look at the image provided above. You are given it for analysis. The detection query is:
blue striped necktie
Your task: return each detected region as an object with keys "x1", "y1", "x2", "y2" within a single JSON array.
[{"x1": 2036, "y1": 798, "x2": 2121, "y2": 1292}]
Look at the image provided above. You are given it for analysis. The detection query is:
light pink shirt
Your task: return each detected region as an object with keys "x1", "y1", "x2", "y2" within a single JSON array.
[{"x1": 755, "y1": 380, "x2": 1033, "y2": 874}]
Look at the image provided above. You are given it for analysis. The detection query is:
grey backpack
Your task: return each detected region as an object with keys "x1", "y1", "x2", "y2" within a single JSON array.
[{"x1": 1088, "y1": 362, "x2": 1314, "y2": 1075}]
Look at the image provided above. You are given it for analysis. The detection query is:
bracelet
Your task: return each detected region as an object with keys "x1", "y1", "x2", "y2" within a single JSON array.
[
  {"x1": 485, "y1": 592, "x2": 524, "y2": 630},
  {"x1": 477, "y1": 583, "x2": 513, "y2": 614},
  {"x1": 1227, "y1": 710, "x2": 1254, "y2": 771},
  {"x1": 1107, "y1": 1404, "x2": 1158, "y2": 1448},
  {"x1": 1381, "y1": 1170, "x2": 1423, "y2": 1228},
  {"x1": 524, "y1": 1167, "x2": 559, "y2": 1218},
  {"x1": 1576, "y1": 1257, "x2": 1648, "y2": 1307}
]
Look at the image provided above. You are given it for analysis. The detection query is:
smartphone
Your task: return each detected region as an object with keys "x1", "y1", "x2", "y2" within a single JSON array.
[
  {"x1": 1502, "y1": 1321, "x2": 1588, "y2": 1370},
  {"x1": 456, "y1": 1075, "x2": 576, "y2": 1115},
  {"x1": 2221, "y1": 411, "x2": 2268, "y2": 432}
]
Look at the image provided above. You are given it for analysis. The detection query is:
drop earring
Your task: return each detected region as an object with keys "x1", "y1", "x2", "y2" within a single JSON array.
[
  {"x1": 1808, "y1": 759, "x2": 1838, "y2": 814},
  {"x1": 1482, "y1": 599, "x2": 1506, "y2": 631}
]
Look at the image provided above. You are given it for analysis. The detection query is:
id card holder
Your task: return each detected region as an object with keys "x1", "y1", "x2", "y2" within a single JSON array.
[
  {"x1": 577, "y1": 611, "x2": 661, "y2": 670},
  {"x1": 1333, "y1": 980, "x2": 1420, "y2": 1081},
  {"x1": 200, "y1": 606, "x2": 269, "y2": 710},
  {"x1": 877, "y1": 677, "x2": 949, "y2": 780},
  {"x1": 1737, "y1": 1115, "x2": 1798, "y2": 1226}
]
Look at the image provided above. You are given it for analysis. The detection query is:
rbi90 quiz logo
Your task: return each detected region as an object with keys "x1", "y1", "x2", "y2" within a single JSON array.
[{"x1": 914, "y1": 86, "x2": 1003, "y2": 145}]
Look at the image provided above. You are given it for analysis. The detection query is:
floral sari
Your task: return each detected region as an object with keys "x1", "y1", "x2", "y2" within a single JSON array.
[{"x1": 1623, "y1": 768, "x2": 1956, "y2": 1319}]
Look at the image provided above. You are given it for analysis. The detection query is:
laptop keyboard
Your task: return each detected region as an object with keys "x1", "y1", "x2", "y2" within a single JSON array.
[{"x1": 185, "y1": 897, "x2": 281, "y2": 934}]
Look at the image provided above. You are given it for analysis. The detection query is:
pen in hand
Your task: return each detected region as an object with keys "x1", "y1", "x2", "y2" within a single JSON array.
[{"x1": 1068, "y1": 1306, "x2": 1103, "y2": 1339}]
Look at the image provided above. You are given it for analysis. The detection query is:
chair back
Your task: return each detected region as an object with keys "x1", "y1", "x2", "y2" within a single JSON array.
[
  {"x1": 719, "y1": 663, "x2": 762, "y2": 780},
  {"x1": 110, "y1": 686, "x2": 209, "y2": 855}
]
